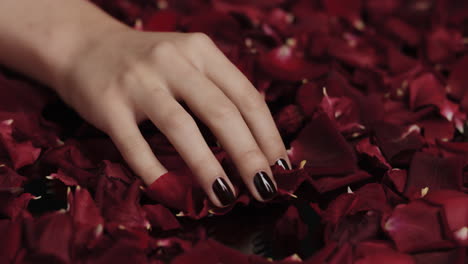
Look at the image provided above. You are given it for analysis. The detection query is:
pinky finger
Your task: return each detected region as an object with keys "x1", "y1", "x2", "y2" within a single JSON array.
[{"x1": 106, "y1": 109, "x2": 167, "y2": 185}]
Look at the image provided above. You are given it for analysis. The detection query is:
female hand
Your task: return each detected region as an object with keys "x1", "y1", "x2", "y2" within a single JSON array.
[{"x1": 53, "y1": 28, "x2": 292, "y2": 207}]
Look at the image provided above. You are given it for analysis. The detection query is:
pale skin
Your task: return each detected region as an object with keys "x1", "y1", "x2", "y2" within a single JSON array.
[{"x1": 0, "y1": 0, "x2": 291, "y2": 207}]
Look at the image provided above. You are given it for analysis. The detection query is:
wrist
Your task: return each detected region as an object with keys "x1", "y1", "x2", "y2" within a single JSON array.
[{"x1": 46, "y1": 21, "x2": 130, "y2": 94}]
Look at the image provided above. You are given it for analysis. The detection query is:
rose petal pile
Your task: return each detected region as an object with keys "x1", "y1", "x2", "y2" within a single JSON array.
[{"x1": 1, "y1": 0, "x2": 468, "y2": 263}]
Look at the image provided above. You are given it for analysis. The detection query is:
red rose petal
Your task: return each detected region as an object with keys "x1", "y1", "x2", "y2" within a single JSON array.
[
  {"x1": 274, "y1": 104, "x2": 305, "y2": 137},
  {"x1": 409, "y1": 73, "x2": 446, "y2": 111},
  {"x1": 143, "y1": 204, "x2": 181, "y2": 231},
  {"x1": 143, "y1": 10, "x2": 179, "y2": 32},
  {"x1": 0, "y1": 191, "x2": 33, "y2": 219},
  {"x1": 386, "y1": 46, "x2": 418, "y2": 74},
  {"x1": 103, "y1": 180, "x2": 150, "y2": 230},
  {"x1": 355, "y1": 137, "x2": 391, "y2": 169},
  {"x1": 412, "y1": 248, "x2": 467, "y2": 264},
  {"x1": 172, "y1": 239, "x2": 249, "y2": 264},
  {"x1": 328, "y1": 37, "x2": 379, "y2": 68},
  {"x1": 0, "y1": 120, "x2": 41, "y2": 169},
  {"x1": 258, "y1": 44, "x2": 329, "y2": 81},
  {"x1": 0, "y1": 165, "x2": 26, "y2": 189},
  {"x1": 383, "y1": 200, "x2": 455, "y2": 252},
  {"x1": 289, "y1": 112, "x2": 357, "y2": 173},
  {"x1": 296, "y1": 82, "x2": 323, "y2": 116},
  {"x1": 48, "y1": 169, "x2": 78, "y2": 186},
  {"x1": 0, "y1": 219, "x2": 22, "y2": 263},
  {"x1": 273, "y1": 206, "x2": 308, "y2": 254},
  {"x1": 385, "y1": 17, "x2": 420, "y2": 46},
  {"x1": 426, "y1": 26, "x2": 464, "y2": 63},
  {"x1": 384, "y1": 169, "x2": 407, "y2": 193},
  {"x1": 417, "y1": 116, "x2": 455, "y2": 143},
  {"x1": 309, "y1": 170, "x2": 372, "y2": 194},
  {"x1": 323, "y1": 0, "x2": 363, "y2": 26},
  {"x1": 423, "y1": 190, "x2": 468, "y2": 246},
  {"x1": 354, "y1": 241, "x2": 415, "y2": 264},
  {"x1": 24, "y1": 211, "x2": 73, "y2": 263},
  {"x1": 406, "y1": 152, "x2": 464, "y2": 197},
  {"x1": 372, "y1": 122, "x2": 424, "y2": 165}
]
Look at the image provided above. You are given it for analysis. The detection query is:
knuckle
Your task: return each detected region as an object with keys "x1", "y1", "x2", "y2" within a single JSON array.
[
  {"x1": 188, "y1": 32, "x2": 214, "y2": 47},
  {"x1": 240, "y1": 148, "x2": 266, "y2": 165},
  {"x1": 116, "y1": 61, "x2": 145, "y2": 87},
  {"x1": 240, "y1": 91, "x2": 267, "y2": 112},
  {"x1": 161, "y1": 110, "x2": 196, "y2": 133},
  {"x1": 149, "y1": 41, "x2": 176, "y2": 61},
  {"x1": 210, "y1": 102, "x2": 240, "y2": 122}
]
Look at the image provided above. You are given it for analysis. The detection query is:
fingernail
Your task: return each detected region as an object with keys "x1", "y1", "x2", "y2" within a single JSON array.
[
  {"x1": 212, "y1": 177, "x2": 236, "y2": 206},
  {"x1": 276, "y1": 158, "x2": 290, "y2": 170},
  {"x1": 253, "y1": 171, "x2": 277, "y2": 200}
]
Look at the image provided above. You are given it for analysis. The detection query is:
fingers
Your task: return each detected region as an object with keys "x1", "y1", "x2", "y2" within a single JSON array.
[
  {"x1": 135, "y1": 87, "x2": 237, "y2": 208},
  {"x1": 162, "y1": 54, "x2": 278, "y2": 202},
  {"x1": 194, "y1": 38, "x2": 292, "y2": 170},
  {"x1": 106, "y1": 108, "x2": 168, "y2": 186}
]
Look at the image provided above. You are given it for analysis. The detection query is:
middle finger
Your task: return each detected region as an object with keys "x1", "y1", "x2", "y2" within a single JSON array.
[{"x1": 166, "y1": 59, "x2": 278, "y2": 202}]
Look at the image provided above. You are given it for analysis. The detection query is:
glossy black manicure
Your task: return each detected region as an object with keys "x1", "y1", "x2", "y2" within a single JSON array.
[
  {"x1": 212, "y1": 177, "x2": 236, "y2": 206},
  {"x1": 276, "y1": 158, "x2": 290, "y2": 170},
  {"x1": 253, "y1": 171, "x2": 277, "y2": 200}
]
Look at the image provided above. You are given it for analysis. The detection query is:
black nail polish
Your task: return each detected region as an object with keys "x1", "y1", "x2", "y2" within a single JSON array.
[
  {"x1": 276, "y1": 158, "x2": 290, "y2": 170},
  {"x1": 212, "y1": 178, "x2": 236, "y2": 206},
  {"x1": 253, "y1": 171, "x2": 277, "y2": 200}
]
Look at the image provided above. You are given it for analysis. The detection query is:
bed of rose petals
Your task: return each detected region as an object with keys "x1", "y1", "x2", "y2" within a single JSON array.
[{"x1": 1, "y1": 0, "x2": 468, "y2": 263}]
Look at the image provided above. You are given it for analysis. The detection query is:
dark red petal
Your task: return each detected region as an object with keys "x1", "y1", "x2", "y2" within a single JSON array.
[
  {"x1": 143, "y1": 10, "x2": 179, "y2": 32},
  {"x1": 0, "y1": 165, "x2": 26, "y2": 189},
  {"x1": 289, "y1": 112, "x2": 357, "y2": 173},
  {"x1": 417, "y1": 116, "x2": 455, "y2": 144},
  {"x1": 328, "y1": 37, "x2": 379, "y2": 68},
  {"x1": 143, "y1": 204, "x2": 181, "y2": 231},
  {"x1": 0, "y1": 120, "x2": 41, "y2": 169},
  {"x1": 69, "y1": 186, "x2": 103, "y2": 227},
  {"x1": 258, "y1": 44, "x2": 329, "y2": 81},
  {"x1": 0, "y1": 219, "x2": 22, "y2": 263},
  {"x1": 386, "y1": 46, "x2": 418, "y2": 74},
  {"x1": 296, "y1": 82, "x2": 323, "y2": 116},
  {"x1": 383, "y1": 200, "x2": 455, "y2": 252},
  {"x1": 408, "y1": 73, "x2": 446, "y2": 111},
  {"x1": 406, "y1": 152, "x2": 464, "y2": 197},
  {"x1": 423, "y1": 190, "x2": 468, "y2": 246},
  {"x1": 273, "y1": 206, "x2": 308, "y2": 254},
  {"x1": 309, "y1": 170, "x2": 372, "y2": 194},
  {"x1": 447, "y1": 55, "x2": 468, "y2": 101},
  {"x1": 172, "y1": 239, "x2": 249, "y2": 264},
  {"x1": 86, "y1": 237, "x2": 148, "y2": 264},
  {"x1": 384, "y1": 169, "x2": 407, "y2": 193},
  {"x1": 372, "y1": 122, "x2": 424, "y2": 166},
  {"x1": 274, "y1": 104, "x2": 305, "y2": 137},
  {"x1": 355, "y1": 138, "x2": 391, "y2": 169},
  {"x1": 24, "y1": 211, "x2": 73, "y2": 263},
  {"x1": 0, "y1": 191, "x2": 33, "y2": 219},
  {"x1": 323, "y1": 0, "x2": 363, "y2": 26},
  {"x1": 354, "y1": 241, "x2": 415, "y2": 264},
  {"x1": 426, "y1": 27, "x2": 464, "y2": 63},
  {"x1": 384, "y1": 17, "x2": 420, "y2": 46},
  {"x1": 103, "y1": 181, "x2": 150, "y2": 230},
  {"x1": 146, "y1": 169, "x2": 195, "y2": 215},
  {"x1": 47, "y1": 169, "x2": 78, "y2": 186},
  {"x1": 326, "y1": 210, "x2": 381, "y2": 245},
  {"x1": 412, "y1": 248, "x2": 467, "y2": 264}
]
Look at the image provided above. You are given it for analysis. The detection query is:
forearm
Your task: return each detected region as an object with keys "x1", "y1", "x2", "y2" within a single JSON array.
[{"x1": 0, "y1": 0, "x2": 128, "y2": 89}]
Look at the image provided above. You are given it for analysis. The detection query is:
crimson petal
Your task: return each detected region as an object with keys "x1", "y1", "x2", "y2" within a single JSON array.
[
  {"x1": 289, "y1": 112, "x2": 357, "y2": 173},
  {"x1": 383, "y1": 200, "x2": 455, "y2": 252}
]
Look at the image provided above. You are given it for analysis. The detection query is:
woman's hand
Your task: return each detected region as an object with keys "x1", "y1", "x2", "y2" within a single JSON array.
[{"x1": 56, "y1": 28, "x2": 291, "y2": 207}]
